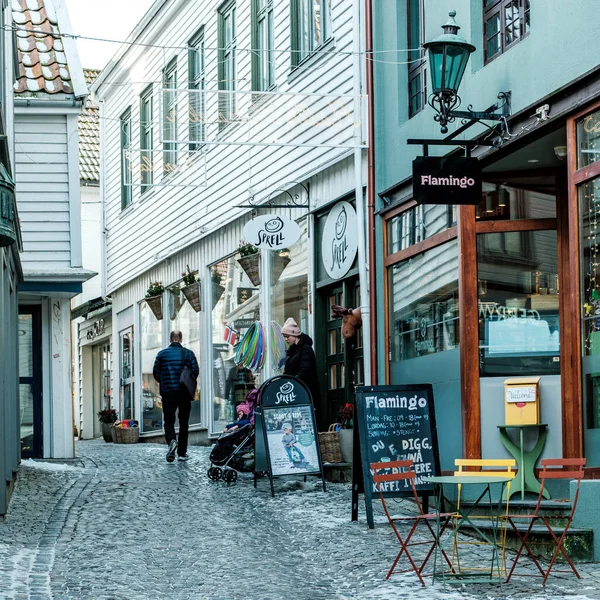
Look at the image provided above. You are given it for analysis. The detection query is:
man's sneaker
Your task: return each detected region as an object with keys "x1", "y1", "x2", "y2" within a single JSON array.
[
  {"x1": 166, "y1": 440, "x2": 178, "y2": 463},
  {"x1": 177, "y1": 454, "x2": 190, "y2": 462}
]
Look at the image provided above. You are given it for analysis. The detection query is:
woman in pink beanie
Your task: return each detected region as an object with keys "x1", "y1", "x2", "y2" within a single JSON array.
[{"x1": 281, "y1": 318, "x2": 320, "y2": 408}]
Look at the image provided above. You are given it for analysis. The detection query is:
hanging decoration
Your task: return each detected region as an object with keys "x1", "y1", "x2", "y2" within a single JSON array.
[
  {"x1": 234, "y1": 321, "x2": 265, "y2": 371},
  {"x1": 270, "y1": 321, "x2": 287, "y2": 371},
  {"x1": 584, "y1": 179, "x2": 600, "y2": 354}
]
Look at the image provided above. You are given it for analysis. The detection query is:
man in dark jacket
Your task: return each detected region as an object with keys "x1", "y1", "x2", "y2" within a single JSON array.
[
  {"x1": 153, "y1": 330, "x2": 199, "y2": 463},
  {"x1": 281, "y1": 318, "x2": 320, "y2": 407}
]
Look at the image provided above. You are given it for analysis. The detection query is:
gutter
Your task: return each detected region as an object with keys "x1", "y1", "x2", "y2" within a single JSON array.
[{"x1": 365, "y1": 0, "x2": 378, "y2": 385}]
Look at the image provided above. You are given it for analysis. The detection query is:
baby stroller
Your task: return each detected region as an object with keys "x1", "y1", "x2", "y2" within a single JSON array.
[
  {"x1": 207, "y1": 389, "x2": 259, "y2": 484},
  {"x1": 207, "y1": 424, "x2": 255, "y2": 484}
]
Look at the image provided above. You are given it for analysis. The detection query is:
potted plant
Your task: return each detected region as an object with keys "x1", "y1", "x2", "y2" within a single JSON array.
[
  {"x1": 97, "y1": 408, "x2": 118, "y2": 443},
  {"x1": 237, "y1": 242, "x2": 261, "y2": 286},
  {"x1": 146, "y1": 281, "x2": 164, "y2": 320},
  {"x1": 181, "y1": 265, "x2": 201, "y2": 312},
  {"x1": 211, "y1": 266, "x2": 225, "y2": 308},
  {"x1": 337, "y1": 403, "x2": 354, "y2": 463}
]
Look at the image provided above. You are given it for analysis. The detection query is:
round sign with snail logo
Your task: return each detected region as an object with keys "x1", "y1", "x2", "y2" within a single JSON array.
[
  {"x1": 243, "y1": 214, "x2": 301, "y2": 250},
  {"x1": 321, "y1": 201, "x2": 358, "y2": 279}
]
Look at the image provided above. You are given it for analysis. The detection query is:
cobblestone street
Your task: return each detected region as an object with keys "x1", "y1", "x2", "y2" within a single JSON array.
[{"x1": 0, "y1": 440, "x2": 599, "y2": 600}]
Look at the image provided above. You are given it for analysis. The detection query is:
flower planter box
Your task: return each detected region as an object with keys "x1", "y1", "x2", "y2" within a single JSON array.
[
  {"x1": 237, "y1": 253, "x2": 291, "y2": 287},
  {"x1": 212, "y1": 283, "x2": 225, "y2": 308},
  {"x1": 182, "y1": 281, "x2": 201, "y2": 312},
  {"x1": 170, "y1": 291, "x2": 185, "y2": 319},
  {"x1": 146, "y1": 295, "x2": 163, "y2": 320}
]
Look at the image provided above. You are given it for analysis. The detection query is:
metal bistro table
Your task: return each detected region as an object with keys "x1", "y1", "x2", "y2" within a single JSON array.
[{"x1": 424, "y1": 475, "x2": 513, "y2": 585}]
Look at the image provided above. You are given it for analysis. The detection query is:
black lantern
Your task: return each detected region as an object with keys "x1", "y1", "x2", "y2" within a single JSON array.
[
  {"x1": 0, "y1": 161, "x2": 16, "y2": 247},
  {"x1": 423, "y1": 11, "x2": 475, "y2": 133}
]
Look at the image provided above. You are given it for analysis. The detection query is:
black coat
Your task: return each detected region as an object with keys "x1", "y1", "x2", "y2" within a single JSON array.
[
  {"x1": 283, "y1": 333, "x2": 320, "y2": 405},
  {"x1": 153, "y1": 342, "x2": 199, "y2": 396}
]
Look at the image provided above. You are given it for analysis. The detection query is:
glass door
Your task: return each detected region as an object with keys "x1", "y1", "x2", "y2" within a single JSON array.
[
  {"x1": 19, "y1": 306, "x2": 42, "y2": 457},
  {"x1": 119, "y1": 327, "x2": 134, "y2": 421}
]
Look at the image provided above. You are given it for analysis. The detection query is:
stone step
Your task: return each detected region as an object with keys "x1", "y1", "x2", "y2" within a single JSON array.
[{"x1": 454, "y1": 517, "x2": 594, "y2": 563}]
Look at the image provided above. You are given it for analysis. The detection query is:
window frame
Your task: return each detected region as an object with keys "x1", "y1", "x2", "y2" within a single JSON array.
[
  {"x1": 407, "y1": 0, "x2": 426, "y2": 119},
  {"x1": 218, "y1": 0, "x2": 237, "y2": 129},
  {"x1": 483, "y1": 0, "x2": 530, "y2": 64},
  {"x1": 291, "y1": 0, "x2": 333, "y2": 67},
  {"x1": 188, "y1": 27, "x2": 205, "y2": 151},
  {"x1": 120, "y1": 107, "x2": 132, "y2": 210},
  {"x1": 139, "y1": 85, "x2": 154, "y2": 194},
  {"x1": 162, "y1": 59, "x2": 177, "y2": 175},
  {"x1": 251, "y1": 0, "x2": 275, "y2": 91}
]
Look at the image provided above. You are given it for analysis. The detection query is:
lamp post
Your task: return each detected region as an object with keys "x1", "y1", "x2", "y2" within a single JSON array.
[{"x1": 423, "y1": 10, "x2": 510, "y2": 135}]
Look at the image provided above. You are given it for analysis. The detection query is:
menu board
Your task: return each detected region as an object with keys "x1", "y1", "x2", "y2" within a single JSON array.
[{"x1": 355, "y1": 384, "x2": 440, "y2": 528}]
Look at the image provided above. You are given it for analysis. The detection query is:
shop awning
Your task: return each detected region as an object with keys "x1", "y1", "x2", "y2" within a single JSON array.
[{"x1": 71, "y1": 296, "x2": 111, "y2": 320}]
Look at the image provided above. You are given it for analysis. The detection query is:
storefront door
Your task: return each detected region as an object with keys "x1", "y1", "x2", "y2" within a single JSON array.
[
  {"x1": 119, "y1": 327, "x2": 134, "y2": 421},
  {"x1": 92, "y1": 343, "x2": 112, "y2": 438},
  {"x1": 19, "y1": 306, "x2": 42, "y2": 458},
  {"x1": 318, "y1": 277, "x2": 364, "y2": 426}
]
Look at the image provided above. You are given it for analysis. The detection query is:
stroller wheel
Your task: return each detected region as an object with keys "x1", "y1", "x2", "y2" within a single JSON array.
[
  {"x1": 224, "y1": 469, "x2": 238, "y2": 484},
  {"x1": 207, "y1": 466, "x2": 222, "y2": 481}
]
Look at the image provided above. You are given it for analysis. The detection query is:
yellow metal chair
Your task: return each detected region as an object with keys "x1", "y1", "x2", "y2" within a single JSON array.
[{"x1": 452, "y1": 458, "x2": 516, "y2": 576}]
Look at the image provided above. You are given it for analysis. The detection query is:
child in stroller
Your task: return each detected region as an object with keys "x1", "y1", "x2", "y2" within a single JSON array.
[{"x1": 208, "y1": 389, "x2": 258, "y2": 484}]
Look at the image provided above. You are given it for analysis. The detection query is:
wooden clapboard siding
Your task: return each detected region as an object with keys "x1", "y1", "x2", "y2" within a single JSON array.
[
  {"x1": 98, "y1": 0, "x2": 357, "y2": 294},
  {"x1": 14, "y1": 113, "x2": 72, "y2": 269}
]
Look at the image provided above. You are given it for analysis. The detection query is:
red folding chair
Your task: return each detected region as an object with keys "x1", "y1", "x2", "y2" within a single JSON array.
[
  {"x1": 505, "y1": 458, "x2": 586, "y2": 585},
  {"x1": 371, "y1": 460, "x2": 455, "y2": 585}
]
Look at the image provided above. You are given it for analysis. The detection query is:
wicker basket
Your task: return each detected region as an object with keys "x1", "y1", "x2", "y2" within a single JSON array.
[
  {"x1": 318, "y1": 424, "x2": 343, "y2": 463},
  {"x1": 114, "y1": 426, "x2": 140, "y2": 444}
]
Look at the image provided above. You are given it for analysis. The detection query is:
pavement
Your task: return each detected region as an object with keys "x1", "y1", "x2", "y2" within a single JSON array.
[{"x1": 0, "y1": 439, "x2": 600, "y2": 600}]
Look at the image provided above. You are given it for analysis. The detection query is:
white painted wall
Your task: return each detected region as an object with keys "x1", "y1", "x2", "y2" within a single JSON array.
[
  {"x1": 77, "y1": 185, "x2": 102, "y2": 302},
  {"x1": 95, "y1": 0, "x2": 360, "y2": 294}
]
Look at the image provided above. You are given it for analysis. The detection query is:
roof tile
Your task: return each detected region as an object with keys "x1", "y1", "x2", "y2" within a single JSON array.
[
  {"x1": 78, "y1": 69, "x2": 100, "y2": 183},
  {"x1": 12, "y1": 0, "x2": 73, "y2": 96}
]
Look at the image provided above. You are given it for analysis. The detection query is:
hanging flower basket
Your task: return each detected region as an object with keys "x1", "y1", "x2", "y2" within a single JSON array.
[
  {"x1": 212, "y1": 283, "x2": 225, "y2": 308},
  {"x1": 146, "y1": 295, "x2": 163, "y2": 321},
  {"x1": 273, "y1": 253, "x2": 291, "y2": 284},
  {"x1": 238, "y1": 254, "x2": 261, "y2": 286},
  {"x1": 182, "y1": 281, "x2": 201, "y2": 312}
]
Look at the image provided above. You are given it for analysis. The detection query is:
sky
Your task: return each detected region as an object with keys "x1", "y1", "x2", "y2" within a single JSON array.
[{"x1": 64, "y1": 0, "x2": 156, "y2": 70}]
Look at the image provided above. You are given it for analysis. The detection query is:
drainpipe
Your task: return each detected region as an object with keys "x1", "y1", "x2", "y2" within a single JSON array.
[
  {"x1": 354, "y1": 0, "x2": 371, "y2": 386},
  {"x1": 365, "y1": 0, "x2": 378, "y2": 384}
]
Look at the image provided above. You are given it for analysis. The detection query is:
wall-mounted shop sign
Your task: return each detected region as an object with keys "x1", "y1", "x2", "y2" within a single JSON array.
[
  {"x1": 412, "y1": 156, "x2": 482, "y2": 205},
  {"x1": 243, "y1": 215, "x2": 300, "y2": 250},
  {"x1": 321, "y1": 201, "x2": 358, "y2": 279}
]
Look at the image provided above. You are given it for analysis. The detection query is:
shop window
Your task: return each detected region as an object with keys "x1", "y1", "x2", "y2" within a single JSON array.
[
  {"x1": 210, "y1": 253, "x2": 260, "y2": 434},
  {"x1": 387, "y1": 204, "x2": 455, "y2": 255},
  {"x1": 577, "y1": 108, "x2": 600, "y2": 169},
  {"x1": 140, "y1": 301, "x2": 162, "y2": 433},
  {"x1": 169, "y1": 285, "x2": 202, "y2": 427},
  {"x1": 407, "y1": 0, "x2": 426, "y2": 118},
  {"x1": 389, "y1": 239, "x2": 460, "y2": 362},
  {"x1": 269, "y1": 220, "x2": 309, "y2": 371},
  {"x1": 476, "y1": 182, "x2": 556, "y2": 221},
  {"x1": 484, "y1": 0, "x2": 530, "y2": 63},
  {"x1": 477, "y1": 230, "x2": 560, "y2": 376},
  {"x1": 291, "y1": 0, "x2": 332, "y2": 66}
]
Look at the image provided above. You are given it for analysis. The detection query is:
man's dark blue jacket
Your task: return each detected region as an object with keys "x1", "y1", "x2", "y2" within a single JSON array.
[{"x1": 152, "y1": 342, "x2": 199, "y2": 396}]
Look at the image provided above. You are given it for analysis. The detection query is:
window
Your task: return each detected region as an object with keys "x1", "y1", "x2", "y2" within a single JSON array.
[
  {"x1": 120, "y1": 108, "x2": 132, "y2": 210},
  {"x1": 252, "y1": 0, "x2": 275, "y2": 91},
  {"x1": 218, "y1": 1, "x2": 236, "y2": 127},
  {"x1": 484, "y1": 0, "x2": 530, "y2": 63},
  {"x1": 139, "y1": 85, "x2": 154, "y2": 193},
  {"x1": 188, "y1": 28, "x2": 205, "y2": 150},
  {"x1": 407, "y1": 0, "x2": 426, "y2": 118},
  {"x1": 162, "y1": 60, "x2": 177, "y2": 174},
  {"x1": 292, "y1": 0, "x2": 332, "y2": 66}
]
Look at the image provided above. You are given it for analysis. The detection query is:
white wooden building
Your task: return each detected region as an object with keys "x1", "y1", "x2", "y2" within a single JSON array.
[
  {"x1": 93, "y1": 0, "x2": 369, "y2": 441},
  {"x1": 13, "y1": 0, "x2": 94, "y2": 458}
]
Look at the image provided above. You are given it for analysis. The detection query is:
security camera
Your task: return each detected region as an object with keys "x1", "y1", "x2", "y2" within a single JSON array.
[{"x1": 554, "y1": 146, "x2": 567, "y2": 160}]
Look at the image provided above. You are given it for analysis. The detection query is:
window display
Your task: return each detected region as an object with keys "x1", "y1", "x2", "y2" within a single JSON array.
[{"x1": 140, "y1": 301, "x2": 162, "y2": 432}]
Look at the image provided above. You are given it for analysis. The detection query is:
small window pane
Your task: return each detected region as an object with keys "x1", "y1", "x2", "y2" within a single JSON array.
[
  {"x1": 577, "y1": 108, "x2": 600, "y2": 168},
  {"x1": 329, "y1": 364, "x2": 338, "y2": 389},
  {"x1": 329, "y1": 330, "x2": 337, "y2": 355}
]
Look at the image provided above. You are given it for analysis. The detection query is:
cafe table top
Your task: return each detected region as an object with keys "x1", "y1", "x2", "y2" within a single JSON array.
[{"x1": 423, "y1": 475, "x2": 514, "y2": 485}]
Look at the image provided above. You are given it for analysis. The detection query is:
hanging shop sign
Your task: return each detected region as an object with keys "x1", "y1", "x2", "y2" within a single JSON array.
[
  {"x1": 412, "y1": 155, "x2": 482, "y2": 205},
  {"x1": 321, "y1": 201, "x2": 358, "y2": 279},
  {"x1": 243, "y1": 215, "x2": 300, "y2": 250},
  {"x1": 254, "y1": 375, "x2": 326, "y2": 496}
]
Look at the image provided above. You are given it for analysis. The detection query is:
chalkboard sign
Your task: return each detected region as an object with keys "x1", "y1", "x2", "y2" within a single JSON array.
[{"x1": 355, "y1": 384, "x2": 440, "y2": 528}]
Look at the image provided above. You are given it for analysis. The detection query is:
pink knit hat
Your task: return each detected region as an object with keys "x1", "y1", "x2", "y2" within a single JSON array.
[
  {"x1": 281, "y1": 318, "x2": 301, "y2": 337},
  {"x1": 236, "y1": 404, "x2": 251, "y2": 416}
]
